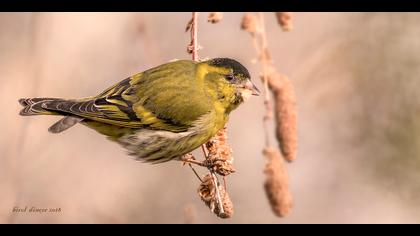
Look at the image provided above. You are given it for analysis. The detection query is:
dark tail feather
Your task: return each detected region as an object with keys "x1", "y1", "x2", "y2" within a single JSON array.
[
  {"x1": 19, "y1": 98, "x2": 84, "y2": 133},
  {"x1": 48, "y1": 116, "x2": 84, "y2": 133},
  {"x1": 19, "y1": 98, "x2": 64, "y2": 116}
]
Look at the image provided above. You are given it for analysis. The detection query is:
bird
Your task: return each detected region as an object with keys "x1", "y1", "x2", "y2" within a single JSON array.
[{"x1": 18, "y1": 58, "x2": 260, "y2": 164}]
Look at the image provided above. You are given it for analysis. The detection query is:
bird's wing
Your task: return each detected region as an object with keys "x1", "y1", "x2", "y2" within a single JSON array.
[{"x1": 48, "y1": 60, "x2": 212, "y2": 132}]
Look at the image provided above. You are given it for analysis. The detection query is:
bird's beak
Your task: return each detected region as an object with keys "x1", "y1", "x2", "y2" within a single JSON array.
[{"x1": 244, "y1": 80, "x2": 260, "y2": 96}]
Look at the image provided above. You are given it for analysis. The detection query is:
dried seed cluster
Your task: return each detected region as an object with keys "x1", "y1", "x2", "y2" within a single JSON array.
[
  {"x1": 275, "y1": 12, "x2": 293, "y2": 31},
  {"x1": 241, "y1": 13, "x2": 258, "y2": 34},
  {"x1": 263, "y1": 147, "x2": 293, "y2": 217},
  {"x1": 205, "y1": 127, "x2": 235, "y2": 176},
  {"x1": 265, "y1": 68, "x2": 297, "y2": 162},
  {"x1": 208, "y1": 12, "x2": 223, "y2": 24},
  {"x1": 198, "y1": 174, "x2": 234, "y2": 218}
]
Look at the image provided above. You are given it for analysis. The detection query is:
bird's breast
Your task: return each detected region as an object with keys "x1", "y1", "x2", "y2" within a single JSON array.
[{"x1": 117, "y1": 125, "x2": 215, "y2": 163}]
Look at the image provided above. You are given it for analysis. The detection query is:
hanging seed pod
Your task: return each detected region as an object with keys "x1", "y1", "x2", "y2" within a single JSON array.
[
  {"x1": 205, "y1": 127, "x2": 235, "y2": 176},
  {"x1": 241, "y1": 13, "x2": 258, "y2": 34},
  {"x1": 198, "y1": 174, "x2": 234, "y2": 218},
  {"x1": 264, "y1": 69, "x2": 297, "y2": 162},
  {"x1": 208, "y1": 12, "x2": 223, "y2": 24},
  {"x1": 275, "y1": 12, "x2": 293, "y2": 31},
  {"x1": 263, "y1": 147, "x2": 293, "y2": 217}
]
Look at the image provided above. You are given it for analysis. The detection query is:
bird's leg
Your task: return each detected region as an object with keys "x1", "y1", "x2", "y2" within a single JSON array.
[
  {"x1": 180, "y1": 154, "x2": 234, "y2": 175},
  {"x1": 182, "y1": 157, "x2": 224, "y2": 169},
  {"x1": 180, "y1": 153, "x2": 234, "y2": 178},
  {"x1": 183, "y1": 159, "x2": 207, "y2": 167},
  {"x1": 180, "y1": 153, "x2": 206, "y2": 167},
  {"x1": 180, "y1": 153, "x2": 206, "y2": 182},
  {"x1": 180, "y1": 153, "x2": 221, "y2": 168}
]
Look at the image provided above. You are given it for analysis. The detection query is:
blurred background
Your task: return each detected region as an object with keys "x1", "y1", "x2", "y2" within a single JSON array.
[{"x1": 1, "y1": 12, "x2": 420, "y2": 223}]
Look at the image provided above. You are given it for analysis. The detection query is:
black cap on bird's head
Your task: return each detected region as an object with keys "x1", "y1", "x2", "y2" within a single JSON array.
[
  {"x1": 208, "y1": 58, "x2": 260, "y2": 96},
  {"x1": 208, "y1": 58, "x2": 251, "y2": 79}
]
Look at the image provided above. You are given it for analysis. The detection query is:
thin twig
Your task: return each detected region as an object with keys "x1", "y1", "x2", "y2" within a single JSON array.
[
  {"x1": 223, "y1": 177, "x2": 228, "y2": 193},
  {"x1": 188, "y1": 12, "x2": 209, "y2": 163},
  {"x1": 211, "y1": 172, "x2": 225, "y2": 215},
  {"x1": 242, "y1": 12, "x2": 295, "y2": 217},
  {"x1": 191, "y1": 12, "x2": 199, "y2": 61},
  {"x1": 188, "y1": 12, "x2": 208, "y2": 164},
  {"x1": 189, "y1": 163, "x2": 204, "y2": 183},
  {"x1": 258, "y1": 13, "x2": 271, "y2": 112},
  {"x1": 258, "y1": 13, "x2": 272, "y2": 147},
  {"x1": 249, "y1": 13, "x2": 273, "y2": 148},
  {"x1": 187, "y1": 11, "x2": 225, "y2": 216}
]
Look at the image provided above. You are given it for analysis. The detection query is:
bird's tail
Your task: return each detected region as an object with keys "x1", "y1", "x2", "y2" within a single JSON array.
[
  {"x1": 18, "y1": 98, "x2": 84, "y2": 133},
  {"x1": 18, "y1": 97, "x2": 66, "y2": 116}
]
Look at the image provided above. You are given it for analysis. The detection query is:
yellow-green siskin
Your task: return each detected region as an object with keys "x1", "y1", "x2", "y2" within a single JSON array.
[{"x1": 19, "y1": 58, "x2": 259, "y2": 163}]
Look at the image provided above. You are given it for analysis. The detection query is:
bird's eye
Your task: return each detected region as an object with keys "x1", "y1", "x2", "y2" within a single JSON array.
[{"x1": 226, "y1": 74, "x2": 235, "y2": 82}]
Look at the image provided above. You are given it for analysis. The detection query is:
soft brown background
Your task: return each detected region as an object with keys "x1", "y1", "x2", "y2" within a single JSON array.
[{"x1": 1, "y1": 12, "x2": 420, "y2": 223}]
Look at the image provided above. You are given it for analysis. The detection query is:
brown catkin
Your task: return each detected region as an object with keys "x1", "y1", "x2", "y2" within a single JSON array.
[
  {"x1": 263, "y1": 147, "x2": 293, "y2": 217},
  {"x1": 275, "y1": 12, "x2": 293, "y2": 31},
  {"x1": 205, "y1": 127, "x2": 235, "y2": 176},
  {"x1": 214, "y1": 184, "x2": 234, "y2": 218},
  {"x1": 241, "y1": 13, "x2": 258, "y2": 34},
  {"x1": 208, "y1": 12, "x2": 223, "y2": 24},
  {"x1": 198, "y1": 174, "x2": 234, "y2": 218},
  {"x1": 265, "y1": 70, "x2": 297, "y2": 162}
]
